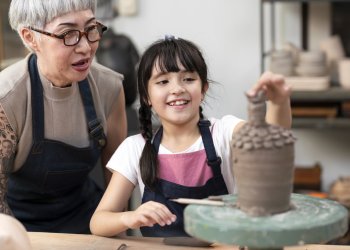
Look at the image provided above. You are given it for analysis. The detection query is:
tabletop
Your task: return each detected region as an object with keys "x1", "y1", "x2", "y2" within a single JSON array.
[{"x1": 28, "y1": 232, "x2": 350, "y2": 250}]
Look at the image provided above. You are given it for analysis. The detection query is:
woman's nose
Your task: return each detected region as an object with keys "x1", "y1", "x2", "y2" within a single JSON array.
[{"x1": 75, "y1": 36, "x2": 92, "y2": 53}]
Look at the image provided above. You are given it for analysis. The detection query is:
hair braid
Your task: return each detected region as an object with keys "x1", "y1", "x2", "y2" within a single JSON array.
[
  {"x1": 139, "y1": 103, "x2": 153, "y2": 141},
  {"x1": 138, "y1": 102, "x2": 158, "y2": 189},
  {"x1": 199, "y1": 106, "x2": 204, "y2": 119}
]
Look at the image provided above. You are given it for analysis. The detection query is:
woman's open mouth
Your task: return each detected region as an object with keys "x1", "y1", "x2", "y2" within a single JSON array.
[{"x1": 72, "y1": 59, "x2": 89, "y2": 72}]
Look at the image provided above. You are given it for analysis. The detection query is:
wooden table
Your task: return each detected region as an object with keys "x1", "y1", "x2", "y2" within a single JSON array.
[{"x1": 28, "y1": 232, "x2": 349, "y2": 250}]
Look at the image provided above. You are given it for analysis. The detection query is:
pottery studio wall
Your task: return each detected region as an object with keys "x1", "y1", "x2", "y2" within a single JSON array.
[{"x1": 111, "y1": 0, "x2": 350, "y2": 192}]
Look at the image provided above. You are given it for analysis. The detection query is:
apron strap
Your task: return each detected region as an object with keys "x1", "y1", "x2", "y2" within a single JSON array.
[
  {"x1": 152, "y1": 119, "x2": 222, "y2": 176},
  {"x1": 28, "y1": 54, "x2": 106, "y2": 150},
  {"x1": 198, "y1": 119, "x2": 222, "y2": 176},
  {"x1": 28, "y1": 54, "x2": 45, "y2": 153},
  {"x1": 78, "y1": 81, "x2": 106, "y2": 148},
  {"x1": 152, "y1": 126, "x2": 163, "y2": 153}
]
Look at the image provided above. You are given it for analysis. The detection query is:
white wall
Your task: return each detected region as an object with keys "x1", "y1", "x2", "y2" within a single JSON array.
[
  {"x1": 113, "y1": 0, "x2": 260, "y2": 120},
  {"x1": 112, "y1": 0, "x2": 350, "y2": 192}
]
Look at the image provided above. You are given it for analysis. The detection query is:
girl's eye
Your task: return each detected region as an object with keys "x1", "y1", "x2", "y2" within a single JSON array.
[
  {"x1": 156, "y1": 80, "x2": 169, "y2": 85},
  {"x1": 184, "y1": 77, "x2": 195, "y2": 82}
]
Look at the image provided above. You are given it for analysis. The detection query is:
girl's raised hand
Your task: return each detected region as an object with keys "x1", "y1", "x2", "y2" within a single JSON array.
[
  {"x1": 121, "y1": 201, "x2": 176, "y2": 229},
  {"x1": 247, "y1": 71, "x2": 291, "y2": 105}
]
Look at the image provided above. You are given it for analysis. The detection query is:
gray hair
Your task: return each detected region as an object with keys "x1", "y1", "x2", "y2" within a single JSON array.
[{"x1": 9, "y1": 0, "x2": 96, "y2": 31}]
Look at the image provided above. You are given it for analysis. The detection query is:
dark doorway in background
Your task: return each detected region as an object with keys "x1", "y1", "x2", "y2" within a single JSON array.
[{"x1": 332, "y1": 2, "x2": 350, "y2": 57}]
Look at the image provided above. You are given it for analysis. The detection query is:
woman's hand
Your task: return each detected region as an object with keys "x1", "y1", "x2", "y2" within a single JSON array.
[
  {"x1": 247, "y1": 71, "x2": 291, "y2": 105},
  {"x1": 121, "y1": 201, "x2": 176, "y2": 229}
]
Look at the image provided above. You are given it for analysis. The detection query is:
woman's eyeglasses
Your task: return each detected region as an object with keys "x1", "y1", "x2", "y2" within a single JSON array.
[{"x1": 27, "y1": 22, "x2": 107, "y2": 46}]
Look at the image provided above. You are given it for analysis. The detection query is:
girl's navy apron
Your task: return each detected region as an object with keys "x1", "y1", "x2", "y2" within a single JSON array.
[
  {"x1": 140, "y1": 120, "x2": 229, "y2": 237},
  {"x1": 7, "y1": 54, "x2": 106, "y2": 233}
]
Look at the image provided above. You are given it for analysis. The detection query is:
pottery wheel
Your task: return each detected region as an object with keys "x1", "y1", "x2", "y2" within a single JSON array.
[{"x1": 184, "y1": 193, "x2": 348, "y2": 250}]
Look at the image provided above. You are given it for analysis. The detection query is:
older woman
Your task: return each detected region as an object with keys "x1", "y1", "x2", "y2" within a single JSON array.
[{"x1": 0, "y1": 0, "x2": 127, "y2": 233}]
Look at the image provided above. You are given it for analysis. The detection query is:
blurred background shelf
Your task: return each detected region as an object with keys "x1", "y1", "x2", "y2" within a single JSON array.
[
  {"x1": 261, "y1": 0, "x2": 350, "y2": 129},
  {"x1": 292, "y1": 117, "x2": 350, "y2": 128},
  {"x1": 260, "y1": 0, "x2": 350, "y2": 72},
  {"x1": 291, "y1": 87, "x2": 350, "y2": 102},
  {"x1": 291, "y1": 87, "x2": 350, "y2": 128}
]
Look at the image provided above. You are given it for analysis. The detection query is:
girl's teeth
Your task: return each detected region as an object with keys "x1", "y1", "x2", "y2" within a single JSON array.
[{"x1": 170, "y1": 100, "x2": 187, "y2": 106}]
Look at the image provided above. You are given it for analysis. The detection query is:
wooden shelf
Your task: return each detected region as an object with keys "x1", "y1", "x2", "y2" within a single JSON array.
[
  {"x1": 291, "y1": 87, "x2": 350, "y2": 102},
  {"x1": 292, "y1": 117, "x2": 350, "y2": 129},
  {"x1": 291, "y1": 87, "x2": 350, "y2": 128}
]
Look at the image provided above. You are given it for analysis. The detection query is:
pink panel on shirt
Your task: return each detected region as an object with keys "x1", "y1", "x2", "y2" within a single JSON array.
[{"x1": 157, "y1": 149, "x2": 214, "y2": 187}]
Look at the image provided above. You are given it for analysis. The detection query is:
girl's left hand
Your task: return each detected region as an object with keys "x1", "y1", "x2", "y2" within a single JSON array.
[{"x1": 247, "y1": 71, "x2": 291, "y2": 105}]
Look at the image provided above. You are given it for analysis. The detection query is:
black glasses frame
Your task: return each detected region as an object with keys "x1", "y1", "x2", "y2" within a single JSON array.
[{"x1": 28, "y1": 22, "x2": 107, "y2": 46}]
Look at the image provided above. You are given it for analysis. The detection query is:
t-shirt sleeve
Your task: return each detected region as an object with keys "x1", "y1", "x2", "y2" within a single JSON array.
[
  {"x1": 211, "y1": 115, "x2": 244, "y2": 145},
  {"x1": 209, "y1": 114, "x2": 244, "y2": 161},
  {"x1": 106, "y1": 134, "x2": 145, "y2": 185}
]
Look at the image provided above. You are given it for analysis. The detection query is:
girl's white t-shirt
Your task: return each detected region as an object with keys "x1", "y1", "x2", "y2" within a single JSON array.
[{"x1": 107, "y1": 115, "x2": 243, "y2": 196}]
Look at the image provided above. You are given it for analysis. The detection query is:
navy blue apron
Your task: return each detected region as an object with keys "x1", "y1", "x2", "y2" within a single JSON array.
[
  {"x1": 140, "y1": 120, "x2": 228, "y2": 237},
  {"x1": 7, "y1": 54, "x2": 106, "y2": 233}
]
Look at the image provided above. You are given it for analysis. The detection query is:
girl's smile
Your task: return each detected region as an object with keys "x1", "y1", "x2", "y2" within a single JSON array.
[{"x1": 167, "y1": 99, "x2": 190, "y2": 107}]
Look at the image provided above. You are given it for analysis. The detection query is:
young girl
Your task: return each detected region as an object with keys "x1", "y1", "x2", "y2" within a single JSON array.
[{"x1": 90, "y1": 36, "x2": 291, "y2": 237}]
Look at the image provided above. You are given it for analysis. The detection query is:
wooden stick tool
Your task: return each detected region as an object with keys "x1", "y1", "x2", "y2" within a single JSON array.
[{"x1": 170, "y1": 198, "x2": 225, "y2": 206}]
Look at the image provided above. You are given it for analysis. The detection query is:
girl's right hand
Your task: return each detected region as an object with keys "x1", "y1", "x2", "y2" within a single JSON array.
[{"x1": 121, "y1": 201, "x2": 177, "y2": 229}]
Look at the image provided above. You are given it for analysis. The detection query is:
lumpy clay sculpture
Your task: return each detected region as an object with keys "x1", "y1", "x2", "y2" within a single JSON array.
[{"x1": 231, "y1": 91, "x2": 296, "y2": 216}]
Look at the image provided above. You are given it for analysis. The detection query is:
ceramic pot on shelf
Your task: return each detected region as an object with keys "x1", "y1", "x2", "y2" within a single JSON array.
[{"x1": 338, "y1": 59, "x2": 350, "y2": 89}]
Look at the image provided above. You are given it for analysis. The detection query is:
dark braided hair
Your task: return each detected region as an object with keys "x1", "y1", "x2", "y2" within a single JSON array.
[{"x1": 137, "y1": 37, "x2": 209, "y2": 189}]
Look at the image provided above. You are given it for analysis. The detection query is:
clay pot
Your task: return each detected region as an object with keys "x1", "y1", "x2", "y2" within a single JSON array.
[
  {"x1": 269, "y1": 50, "x2": 294, "y2": 76},
  {"x1": 231, "y1": 91, "x2": 296, "y2": 216}
]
